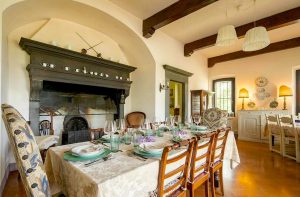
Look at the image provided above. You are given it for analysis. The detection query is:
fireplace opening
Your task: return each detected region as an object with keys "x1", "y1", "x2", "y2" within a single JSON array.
[
  {"x1": 39, "y1": 80, "x2": 122, "y2": 144},
  {"x1": 62, "y1": 116, "x2": 89, "y2": 145}
]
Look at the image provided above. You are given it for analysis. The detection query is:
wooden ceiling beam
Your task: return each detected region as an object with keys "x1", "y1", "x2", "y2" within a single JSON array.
[
  {"x1": 185, "y1": 7, "x2": 300, "y2": 56},
  {"x1": 143, "y1": 0, "x2": 218, "y2": 38},
  {"x1": 207, "y1": 37, "x2": 300, "y2": 68}
]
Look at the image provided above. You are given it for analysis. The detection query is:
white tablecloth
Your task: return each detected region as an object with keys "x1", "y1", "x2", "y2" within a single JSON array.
[{"x1": 45, "y1": 131, "x2": 240, "y2": 197}]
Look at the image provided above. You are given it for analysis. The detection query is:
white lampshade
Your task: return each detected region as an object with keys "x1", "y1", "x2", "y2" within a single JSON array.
[
  {"x1": 243, "y1": 26, "x2": 270, "y2": 51},
  {"x1": 216, "y1": 25, "x2": 238, "y2": 47}
]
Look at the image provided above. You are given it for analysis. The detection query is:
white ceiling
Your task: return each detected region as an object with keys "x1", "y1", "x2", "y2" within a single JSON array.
[{"x1": 109, "y1": 0, "x2": 300, "y2": 57}]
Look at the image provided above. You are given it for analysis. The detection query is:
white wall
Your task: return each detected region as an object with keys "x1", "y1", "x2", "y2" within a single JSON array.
[
  {"x1": 208, "y1": 47, "x2": 300, "y2": 113},
  {"x1": 145, "y1": 31, "x2": 208, "y2": 119}
]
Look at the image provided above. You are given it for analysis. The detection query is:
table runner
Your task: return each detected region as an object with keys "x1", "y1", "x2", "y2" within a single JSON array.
[{"x1": 45, "y1": 131, "x2": 240, "y2": 197}]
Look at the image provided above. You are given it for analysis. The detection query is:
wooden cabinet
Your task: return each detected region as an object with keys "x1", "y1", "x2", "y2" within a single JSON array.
[
  {"x1": 238, "y1": 110, "x2": 289, "y2": 142},
  {"x1": 191, "y1": 90, "x2": 207, "y2": 116}
]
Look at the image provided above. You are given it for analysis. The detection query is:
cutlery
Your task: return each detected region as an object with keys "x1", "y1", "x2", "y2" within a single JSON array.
[
  {"x1": 128, "y1": 152, "x2": 147, "y2": 161},
  {"x1": 84, "y1": 155, "x2": 112, "y2": 167}
]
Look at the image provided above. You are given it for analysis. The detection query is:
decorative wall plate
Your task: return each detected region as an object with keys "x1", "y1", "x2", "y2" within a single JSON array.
[
  {"x1": 269, "y1": 99, "x2": 278, "y2": 108},
  {"x1": 255, "y1": 77, "x2": 268, "y2": 87},
  {"x1": 247, "y1": 101, "x2": 256, "y2": 109}
]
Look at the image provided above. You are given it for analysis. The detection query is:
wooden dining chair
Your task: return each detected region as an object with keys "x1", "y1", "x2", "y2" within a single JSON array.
[
  {"x1": 39, "y1": 120, "x2": 52, "y2": 135},
  {"x1": 125, "y1": 111, "x2": 146, "y2": 128},
  {"x1": 266, "y1": 114, "x2": 283, "y2": 155},
  {"x1": 187, "y1": 134, "x2": 215, "y2": 197},
  {"x1": 210, "y1": 128, "x2": 230, "y2": 197},
  {"x1": 157, "y1": 139, "x2": 195, "y2": 197},
  {"x1": 278, "y1": 115, "x2": 300, "y2": 162}
]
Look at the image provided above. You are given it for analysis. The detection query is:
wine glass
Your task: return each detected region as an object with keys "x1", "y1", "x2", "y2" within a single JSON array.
[
  {"x1": 143, "y1": 118, "x2": 151, "y2": 130},
  {"x1": 152, "y1": 116, "x2": 161, "y2": 130},
  {"x1": 104, "y1": 120, "x2": 116, "y2": 136},
  {"x1": 116, "y1": 119, "x2": 126, "y2": 134}
]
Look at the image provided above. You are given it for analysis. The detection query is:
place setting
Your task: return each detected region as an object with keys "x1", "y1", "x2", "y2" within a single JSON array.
[{"x1": 63, "y1": 144, "x2": 113, "y2": 167}]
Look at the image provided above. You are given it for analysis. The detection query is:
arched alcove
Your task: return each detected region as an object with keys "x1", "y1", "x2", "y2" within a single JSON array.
[{"x1": 2, "y1": 0, "x2": 157, "y2": 118}]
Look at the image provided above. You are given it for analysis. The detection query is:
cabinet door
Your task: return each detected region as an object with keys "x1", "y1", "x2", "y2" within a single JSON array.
[
  {"x1": 260, "y1": 115, "x2": 268, "y2": 140},
  {"x1": 241, "y1": 115, "x2": 261, "y2": 139}
]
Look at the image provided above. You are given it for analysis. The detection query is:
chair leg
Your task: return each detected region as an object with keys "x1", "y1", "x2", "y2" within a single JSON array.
[
  {"x1": 219, "y1": 168, "x2": 224, "y2": 196},
  {"x1": 210, "y1": 171, "x2": 216, "y2": 197},
  {"x1": 281, "y1": 135, "x2": 285, "y2": 156},
  {"x1": 296, "y1": 139, "x2": 300, "y2": 163},
  {"x1": 188, "y1": 184, "x2": 194, "y2": 197},
  {"x1": 204, "y1": 180, "x2": 209, "y2": 197}
]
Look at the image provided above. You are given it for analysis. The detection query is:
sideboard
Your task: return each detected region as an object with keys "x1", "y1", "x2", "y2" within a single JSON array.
[{"x1": 238, "y1": 110, "x2": 290, "y2": 143}]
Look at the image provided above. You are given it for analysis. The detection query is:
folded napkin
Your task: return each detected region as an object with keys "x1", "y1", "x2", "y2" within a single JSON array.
[
  {"x1": 35, "y1": 135, "x2": 59, "y2": 150},
  {"x1": 82, "y1": 146, "x2": 102, "y2": 153}
]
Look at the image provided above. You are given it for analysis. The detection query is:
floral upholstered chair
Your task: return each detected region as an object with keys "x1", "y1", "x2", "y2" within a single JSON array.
[
  {"x1": 202, "y1": 108, "x2": 228, "y2": 130},
  {"x1": 2, "y1": 104, "x2": 51, "y2": 197}
]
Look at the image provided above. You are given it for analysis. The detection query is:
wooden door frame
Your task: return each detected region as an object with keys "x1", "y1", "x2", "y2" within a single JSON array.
[{"x1": 163, "y1": 65, "x2": 193, "y2": 121}]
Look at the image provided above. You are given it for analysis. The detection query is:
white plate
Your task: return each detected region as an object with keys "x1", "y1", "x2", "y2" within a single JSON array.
[
  {"x1": 139, "y1": 142, "x2": 165, "y2": 154},
  {"x1": 71, "y1": 145, "x2": 104, "y2": 157}
]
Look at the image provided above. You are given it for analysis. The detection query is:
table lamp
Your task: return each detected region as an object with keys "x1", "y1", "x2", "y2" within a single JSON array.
[
  {"x1": 279, "y1": 85, "x2": 292, "y2": 110},
  {"x1": 239, "y1": 88, "x2": 249, "y2": 110}
]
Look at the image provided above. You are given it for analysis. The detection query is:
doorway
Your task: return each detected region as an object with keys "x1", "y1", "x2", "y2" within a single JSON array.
[
  {"x1": 169, "y1": 81, "x2": 184, "y2": 118},
  {"x1": 163, "y1": 65, "x2": 193, "y2": 122}
]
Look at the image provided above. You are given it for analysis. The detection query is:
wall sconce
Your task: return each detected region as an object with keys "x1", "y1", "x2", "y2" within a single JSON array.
[{"x1": 159, "y1": 82, "x2": 170, "y2": 92}]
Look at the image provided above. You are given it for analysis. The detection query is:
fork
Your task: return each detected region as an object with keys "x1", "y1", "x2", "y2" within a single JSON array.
[{"x1": 84, "y1": 155, "x2": 112, "y2": 167}]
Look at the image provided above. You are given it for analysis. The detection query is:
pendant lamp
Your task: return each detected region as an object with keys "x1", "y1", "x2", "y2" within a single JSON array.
[
  {"x1": 216, "y1": 25, "x2": 238, "y2": 47},
  {"x1": 243, "y1": 26, "x2": 270, "y2": 51}
]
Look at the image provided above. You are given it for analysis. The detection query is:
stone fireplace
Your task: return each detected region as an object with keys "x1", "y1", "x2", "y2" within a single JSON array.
[{"x1": 19, "y1": 38, "x2": 136, "y2": 138}]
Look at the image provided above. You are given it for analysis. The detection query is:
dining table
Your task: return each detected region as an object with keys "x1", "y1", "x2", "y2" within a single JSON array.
[{"x1": 45, "y1": 129, "x2": 240, "y2": 197}]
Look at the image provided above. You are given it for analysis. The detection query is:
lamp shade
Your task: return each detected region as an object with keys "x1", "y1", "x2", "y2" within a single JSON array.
[
  {"x1": 279, "y1": 85, "x2": 292, "y2": 97},
  {"x1": 239, "y1": 88, "x2": 249, "y2": 98},
  {"x1": 216, "y1": 25, "x2": 238, "y2": 47},
  {"x1": 243, "y1": 26, "x2": 270, "y2": 52}
]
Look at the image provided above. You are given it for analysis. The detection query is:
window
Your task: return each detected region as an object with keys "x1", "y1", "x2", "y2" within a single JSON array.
[{"x1": 213, "y1": 78, "x2": 235, "y2": 113}]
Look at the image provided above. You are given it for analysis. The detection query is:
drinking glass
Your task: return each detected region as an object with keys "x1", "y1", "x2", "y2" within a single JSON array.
[
  {"x1": 156, "y1": 128, "x2": 164, "y2": 137},
  {"x1": 124, "y1": 132, "x2": 132, "y2": 145},
  {"x1": 110, "y1": 134, "x2": 120, "y2": 152},
  {"x1": 133, "y1": 132, "x2": 143, "y2": 147}
]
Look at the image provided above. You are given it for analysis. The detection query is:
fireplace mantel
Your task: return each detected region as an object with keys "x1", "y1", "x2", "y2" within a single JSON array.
[{"x1": 19, "y1": 37, "x2": 137, "y2": 134}]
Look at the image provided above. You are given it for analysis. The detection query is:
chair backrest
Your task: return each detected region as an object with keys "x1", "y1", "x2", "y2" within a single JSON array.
[
  {"x1": 202, "y1": 108, "x2": 227, "y2": 130},
  {"x1": 211, "y1": 129, "x2": 230, "y2": 164},
  {"x1": 190, "y1": 134, "x2": 215, "y2": 183},
  {"x1": 39, "y1": 120, "x2": 51, "y2": 136},
  {"x1": 157, "y1": 139, "x2": 195, "y2": 197},
  {"x1": 278, "y1": 115, "x2": 296, "y2": 138},
  {"x1": 266, "y1": 114, "x2": 280, "y2": 135},
  {"x1": 125, "y1": 111, "x2": 146, "y2": 128},
  {"x1": 1, "y1": 104, "x2": 51, "y2": 197}
]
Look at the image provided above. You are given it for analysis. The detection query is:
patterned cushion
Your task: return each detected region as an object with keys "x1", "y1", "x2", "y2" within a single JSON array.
[
  {"x1": 1, "y1": 104, "x2": 51, "y2": 197},
  {"x1": 202, "y1": 108, "x2": 228, "y2": 130}
]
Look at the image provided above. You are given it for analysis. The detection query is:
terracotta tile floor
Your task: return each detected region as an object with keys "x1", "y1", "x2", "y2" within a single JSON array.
[{"x1": 2, "y1": 140, "x2": 300, "y2": 197}]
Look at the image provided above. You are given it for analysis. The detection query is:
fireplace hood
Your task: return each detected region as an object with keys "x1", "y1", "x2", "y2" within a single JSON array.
[{"x1": 19, "y1": 37, "x2": 136, "y2": 134}]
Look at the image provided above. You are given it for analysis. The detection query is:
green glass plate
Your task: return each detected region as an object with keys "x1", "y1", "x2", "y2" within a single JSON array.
[
  {"x1": 133, "y1": 147, "x2": 162, "y2": 158},
  {"x1": 64, "y1": 148, "x2": 111, "y2": 162}
]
